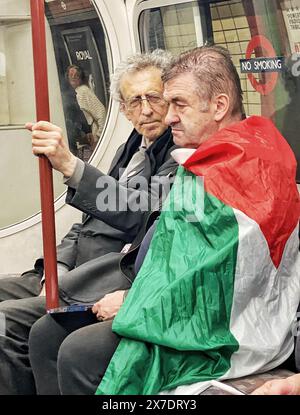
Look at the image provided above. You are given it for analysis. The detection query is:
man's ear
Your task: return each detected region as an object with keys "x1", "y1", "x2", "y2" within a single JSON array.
[{"x1": 213, "y1": 94, "x2": 230, "y2": 122}]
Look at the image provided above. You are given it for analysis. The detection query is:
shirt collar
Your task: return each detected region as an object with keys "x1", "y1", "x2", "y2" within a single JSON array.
[{"x1": 141, "y1": 136, "x2": 151, "y2": 149}]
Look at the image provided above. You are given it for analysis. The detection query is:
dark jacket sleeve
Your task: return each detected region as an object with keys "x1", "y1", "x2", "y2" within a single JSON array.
[
  {"x1": 56, "y1": 222, "x2": 83, "y2": 268},
  {"x1": 65, "y1": 157, "x2": 177, "y2": 238},
  {"x1": 34, "y1": 222, "x2": 83, "y2": 272}
]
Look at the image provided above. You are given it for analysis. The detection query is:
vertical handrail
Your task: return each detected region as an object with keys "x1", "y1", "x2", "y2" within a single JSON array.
[{"x1": 30, "y1": 0, "x2": 59, "y2": 309}]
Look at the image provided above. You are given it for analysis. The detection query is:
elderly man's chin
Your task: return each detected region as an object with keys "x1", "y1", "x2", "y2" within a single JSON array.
[{"x1": 140, "y1": 122, "x2": 167, "y2": 142}]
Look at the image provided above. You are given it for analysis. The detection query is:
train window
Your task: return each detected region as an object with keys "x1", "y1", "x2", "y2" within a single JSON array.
[
  {"x1": 45, "y1": 0, "x2": 110, "y2": 162},
  {"x1": 138, "y1": 1, "x2": 209, "y2": 54},
  {"x1": 0, "y1": 15, "x2": 34, "y2": 126},
  {"x1": 137, "y1": 0, "x2": 300, "y2": 182},
  {"x1": 0, "y1": 0, "x2": 111, "y2": 230}
]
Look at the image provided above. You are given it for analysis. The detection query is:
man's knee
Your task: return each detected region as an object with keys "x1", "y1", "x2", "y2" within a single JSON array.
[
  {"x1": 57, "y1": 330, "x2": 84, "y2": 373},
  {"x1": 0, "y1": 296, "x2": 45, "y2": 314},
  {"x1": 57, "y1": 322, "x2": 119, "y2": 394},
  {"x1": 0, "y1": 297, "x2": 46, "y2": 339},
  {"x1": 0, "y1": 300, "x2": 18, "y2": 337},
  {"x1": 57, "y1": 321, "x2": 116, "y2": 370},
  {"x1": 0, "y1": 298, "x2": 24, "y2": 314},
  {"x1": 57, "y1": 329, "x2": 89, "y2": 394},
  {"x1": 29, "y1": 315, "x2": 50, "y2": 353},
  {"x1": 0, "y1": 272, "x2": 42, "y2": 301}
]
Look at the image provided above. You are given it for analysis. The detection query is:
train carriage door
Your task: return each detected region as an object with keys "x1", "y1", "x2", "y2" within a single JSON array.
[{"x1": 135, "y1": 0, "x2": 300, "y2": 183}]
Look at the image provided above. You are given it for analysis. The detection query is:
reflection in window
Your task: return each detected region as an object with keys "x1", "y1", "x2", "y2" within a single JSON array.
[
  {"x1": 65, "y1": 64, "x2": 106, "y2": 159},
  {"x1": 45, "y1": 0, "x2": 110, "y2": 161}
]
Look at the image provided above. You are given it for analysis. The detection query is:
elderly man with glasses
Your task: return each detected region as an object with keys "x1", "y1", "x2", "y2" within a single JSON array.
[{"x1": 0, "y1": 50, "x2": 178, "y2": 395}]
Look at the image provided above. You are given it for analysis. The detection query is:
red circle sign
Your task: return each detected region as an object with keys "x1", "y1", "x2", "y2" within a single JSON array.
[{"x1": 245, "y1": 35, "x2": 278, "y2": 95}]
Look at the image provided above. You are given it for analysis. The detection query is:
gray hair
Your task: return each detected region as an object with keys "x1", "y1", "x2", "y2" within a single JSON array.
[
  {"x1": 110, "y1": 49, "x2": 173, "y2": 102},
  {"x1": 162, "y1": 45, "x2": 244, "y2": 117}
]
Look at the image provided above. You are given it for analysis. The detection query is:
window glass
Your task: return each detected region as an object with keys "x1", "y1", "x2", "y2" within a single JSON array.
[
  {"x1": 139, "y1": 2, "x2": 208, "y2": 54},
  {"x1": 138, "y1": 0, "x2": 300, "y2": 182},
  {"x1": 0, "y1": 0, "x2": 110, "y2": 230},
  {"x1": 45, "y1": 0, "x2": 110, "y2": 161},
  {"x1": 0, "y1": 17, "x2": 34, "y2": 126}
]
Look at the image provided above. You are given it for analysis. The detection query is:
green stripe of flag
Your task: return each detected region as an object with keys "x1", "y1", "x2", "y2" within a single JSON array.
[{"x1": 97, "y1": 167, "x2": 240, "y2": 395}]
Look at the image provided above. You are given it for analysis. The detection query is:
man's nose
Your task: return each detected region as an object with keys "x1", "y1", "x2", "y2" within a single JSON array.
[
  {"x1": 140, "y1": 99, "x2": 153, "y2": 116},
  {"x1": 164, "y1": 105, "x2": 179, "y2": 126}
]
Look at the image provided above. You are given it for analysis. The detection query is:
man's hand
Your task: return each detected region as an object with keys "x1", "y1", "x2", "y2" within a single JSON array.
[
  {"x1": 26, "y1": 121, "x2": 77, "y2": 177},
  {"x1": 251, "y1": 374, "x2": 300, "y2": 395},
  {"x1": 92, "y1": 290, "x2": 125, "y2": 321}
]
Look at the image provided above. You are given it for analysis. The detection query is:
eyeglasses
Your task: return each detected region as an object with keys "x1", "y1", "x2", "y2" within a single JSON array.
[{"x1": 123, "y1": 93, "x2": 166, "y2": 112}]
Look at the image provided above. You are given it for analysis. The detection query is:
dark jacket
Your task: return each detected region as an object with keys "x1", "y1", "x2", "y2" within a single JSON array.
[{"x1": 36, "y1": 128, "x2": 178, "y2": 304}]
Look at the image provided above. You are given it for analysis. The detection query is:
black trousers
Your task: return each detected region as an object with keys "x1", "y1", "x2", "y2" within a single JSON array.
[
  {"x1": 0, "y1": 271, "x2": 43, "y2": 394},
  {"x1": 0, "y1": 271, "x2": 41, "y2": 302},
  {"x1": 0, "y1": 272, "x2": 119, "y2": 395},
  {"x1": 29, "y1": 314, "x2": 120, "y2": 395}
]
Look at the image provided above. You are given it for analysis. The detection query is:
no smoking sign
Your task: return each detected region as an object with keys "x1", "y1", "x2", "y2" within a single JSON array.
[{"x1": 240, "y1": 35, "x2": 283, "y2": 95}]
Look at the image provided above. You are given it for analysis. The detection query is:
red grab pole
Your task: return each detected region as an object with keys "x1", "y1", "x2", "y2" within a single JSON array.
[{"x1": 30, "y1": 0, "x2": 59, "y2": 309}]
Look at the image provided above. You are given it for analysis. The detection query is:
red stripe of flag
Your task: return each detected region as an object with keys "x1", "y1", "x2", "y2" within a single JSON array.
[{"x1": 184, "y1": 116, "x2": 300, "y2": 268}]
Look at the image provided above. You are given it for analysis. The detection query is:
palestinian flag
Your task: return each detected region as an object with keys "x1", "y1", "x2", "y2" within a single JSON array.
[{"x1": 96, "y1": 116, "x2": 300, "y2": 395}]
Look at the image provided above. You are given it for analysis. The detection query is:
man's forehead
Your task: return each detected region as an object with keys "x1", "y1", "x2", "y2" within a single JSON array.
[
  {"x1": 122, "y1": 67, "x2": 162, "y2": 83},
  {"x1": 121, "y1": 67, "x2": 163, "y2": 98},
  {"x1": 163, "y1": 73, "x2": 194, "y2": 100}
]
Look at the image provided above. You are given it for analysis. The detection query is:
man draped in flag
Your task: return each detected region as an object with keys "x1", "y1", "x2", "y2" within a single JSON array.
[{"x1": 97, "y1": 45, "x2": 300, "y2": 395}]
